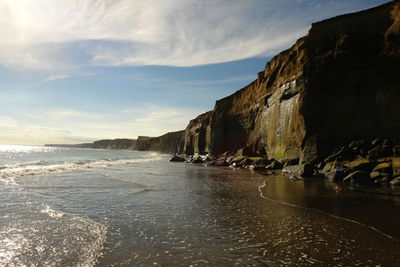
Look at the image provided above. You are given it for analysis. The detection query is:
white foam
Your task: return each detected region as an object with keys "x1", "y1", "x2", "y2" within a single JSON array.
[
  {"x1": 0, "y1": 154, "x2": 162, "y2": 179},
  {"x1": 40, "y1": 205, "x2": 64, "y2": 219}
]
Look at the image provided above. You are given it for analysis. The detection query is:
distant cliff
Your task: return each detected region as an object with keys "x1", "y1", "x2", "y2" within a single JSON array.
[
  {"x1": 136, "y1": 131, "x2": 184, "y2": 153},
  {"x1": 45, "y1": 138, "x2": 137, "y2": 150},
  {"x1": 178, "y1": 1, "x2": 400, "y2": 163}
]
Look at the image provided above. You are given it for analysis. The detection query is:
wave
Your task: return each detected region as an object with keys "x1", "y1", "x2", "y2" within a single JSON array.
[{"x1": 0, "y1": 154, "x2": 162, "y2": 179}]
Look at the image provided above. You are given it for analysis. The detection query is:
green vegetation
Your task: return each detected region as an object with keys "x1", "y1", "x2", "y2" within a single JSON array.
[{"x1": 274, "y1": 151, "x2": 285, "y2": 160}]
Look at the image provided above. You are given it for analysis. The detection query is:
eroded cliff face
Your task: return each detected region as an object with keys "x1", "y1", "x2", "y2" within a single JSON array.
[
  {"x1": 179, "y1": 1, "x2": 400, "y2": 163},
  {"x1": 136, "y1": 131, "x2": 184, "y2": 153}
]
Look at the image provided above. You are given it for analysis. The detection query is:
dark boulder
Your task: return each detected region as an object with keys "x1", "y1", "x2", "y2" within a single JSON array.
[
  {"x1": 367, "y1": 145, "x2": 392, "y2": 160},
  {"x1": 343, "y1": 171, "x2": 373, "y2": 186},
  {"x1": 249, "y1": 165, "x2": 267, "y2": 171},
  {"x1": 393, "y1": 145, "x2": 400, "y2": 157},
  {"x1": 326, "y1": 170, "x2": 346, "y2": 183},
  {"x1": 390, "y1": 177, "x2": 400, "y2": 186},
  {"x1": 283, "y1": 158, "x2": 300, "y2": 167},
  {"x1": 283, "y1": 164, "x2": 315, "y2": 178},
  {"x1": 347, "y1": 160, "x2": 378, "y2": 173},
  {"x1": 372, "y1": 161, "x2": 393, "y2": 175},
  {"x1": 169, "y1": 155, "x2": 186, "y2": 162},
  {"x1": 266, "y1": 160, "x2": 283, "y2": 170}
]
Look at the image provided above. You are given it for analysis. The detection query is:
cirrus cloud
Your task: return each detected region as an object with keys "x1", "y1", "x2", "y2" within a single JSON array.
[{"x1": 0, "y1": 0, "x2": 385, "y2": 69}]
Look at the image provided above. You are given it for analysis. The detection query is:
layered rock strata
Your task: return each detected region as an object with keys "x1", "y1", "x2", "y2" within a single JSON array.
[
  {"x1": 135, "y1": 131, "x2": 184, "y2": 153},
  {"x1": 178, "y1": 1, "x2": 400, "y2": 164}
]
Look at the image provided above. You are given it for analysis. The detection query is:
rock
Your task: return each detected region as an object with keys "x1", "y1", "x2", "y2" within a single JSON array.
[
  {"x1": 283, "y1": 158, "x2": 300, "y2": 167},
  {"x1": 346, "y1": 159, "x2": 378, "y2": 173},
  {"x1": 370, "y1": 171, "x2": 382, "y2": 180},
  {"x1": 249, "y1": 165, "x2": 267, "y2": 171},
  {"x1": 266, "y1": 160, "x2": 283, "y2": 170},
  {"x1": 325, "y1": 170, "x2": 346, "y2": 183},
  {"x1": 321, "y1": 163, "x2": 333, "y2": 174},
  {"x1": 169, "y1": 155, "x2": 186, "y2": 162},
  {"x1": 372, "y1": 161, "x2": 393, "y2": 175},
  {"x1": 191, "y1": 157, "x2": 204, "y2": 164},
  {"x1": 316, "y1": 161, "x2": 326, "y2": 170},
  {"x1": 300, "y1": 164, "x2": 315, "y2": 177},
  {"x1": 390, "y1": 176, "x2": 400, "y2": 186},
  {"x1": 210, "y1": 159, "x2": 229, "y2": 167},
  {"x1": 236, "y1": 147, "x2": 257, "y2": 157},
  {"x1": 343, "y1": 171, "x2": 373, "y2": 186},
  {"x1": 253, "y1": 157, "x2": 269, "y2": 166},
  {"x1": 367, "y1": 145, "x2": 392, "y2": 160},
  {"x1": 283, "y1": 164, "x2": 315, "y2": 178},
  {"x1": 381, "y1": 176, "x2": 392, "y2": 183},
  {"x1": 371, "y1": 138, "x2": 382, "y2": 147},
  {"x1": 393, "y1": 145, "x2": 400, "y2": 156},
  {"x1": 393, "y1": 158, "x2": 400, "y2": 176},
  {"x1": 349, "y1": 140, "x2": 365, "y2": 149},
  {"x1": 324, "y1": 146, "x2": 357, "y2": 163},
  {"x1": 238, "y1": 158, "x2": 253, "y2": 167}
]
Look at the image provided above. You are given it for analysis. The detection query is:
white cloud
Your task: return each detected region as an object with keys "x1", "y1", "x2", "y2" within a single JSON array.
[
  {"x1": 0, "y1": 0, "x2": 376, "y2": 69},
  {"x1": 0, "y1": 116, "x2": 18, "y2": 128},
  {"x1": 2, "y1": 105, "x2": 206, "y2": 145},
  {"x1": 45, "y1": 75, "x2": 71, "y2": 81},
  {"x1": 125, "y1": 105, "x2": 205, "y2": 136}
]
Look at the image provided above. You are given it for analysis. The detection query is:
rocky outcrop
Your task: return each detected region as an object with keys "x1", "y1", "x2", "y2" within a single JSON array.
[
  {"x1": 178, "y1": 1, "x2": 400, "y2": 164},
  {"x1": 135, "y1": 131, "x2": 184, "y2": 153},
  {"x1": 45, "y1": 138, "x2": 137, "y2": 149}
]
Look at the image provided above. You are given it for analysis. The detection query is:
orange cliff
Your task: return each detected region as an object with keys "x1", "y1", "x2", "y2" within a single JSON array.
[{"x1": 136, "y1": 1, "x2": 400, "y2": 164}]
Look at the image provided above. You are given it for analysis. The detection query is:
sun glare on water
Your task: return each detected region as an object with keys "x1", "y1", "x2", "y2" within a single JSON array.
[{"x1": 0, "y1": 145, "x2": 54, "y2": 153}]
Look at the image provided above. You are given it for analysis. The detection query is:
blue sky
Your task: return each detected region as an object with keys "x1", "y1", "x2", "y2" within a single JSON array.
[{"x1": 0, "y1": 0, "x2": 390, "y2": 145}]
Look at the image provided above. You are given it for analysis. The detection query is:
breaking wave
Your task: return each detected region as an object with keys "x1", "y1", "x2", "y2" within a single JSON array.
[{"x1": 0, "y1": 154, "x2": 162, "y2": 179}]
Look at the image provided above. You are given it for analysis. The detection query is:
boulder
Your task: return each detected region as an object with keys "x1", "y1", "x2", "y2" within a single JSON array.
[
  {"x1": 283, "y1": 164, "x2": 315, "y2": 178},
  {"x1": 372, "y1": 161, "x2": 393, "y2": 175},
  {"x1": 346, "y1": 159, "x2": 377, "y2": 173},
  {"x1": 235, "y1": 147, "x2": 257, "y2": 157},
  {"x1": 325, "y1": 170, "x2": 346, "y2": 183},
  {"x1": 343, "y1": 171, "x2": 373, "y2": 186},
  {"x1": 367, "y1": 145, "x2": 392, "y2": 160},
  {"x1": 266, "y1": 160, "x2": 283, "y2": 170},
  {"x1": 370, "y1": 171, "x2": 382, "y2": 180},
  {"x1": 390, "y1": 176, "x2": 400, "y2": 186},
  {"x1": 393, "y1": 158, "x2": 400, "y2": 176},
  {"x1": 192, "y1": 157, "x2": 204, "y2": 164},
  {"x1": 393, "y1": 145, "x2": 400, "y2": 157},
  {"x1": 169, "y1": 155, "x2": 186, "y2": 162},
  {"x1": 316, "y1": 161, "x2": 326, "y2": 170},
  {"x1": 253, "y1": 157, "x2": 269, "y2": 166},
  {"x1": 249, "y1": 165, "x2": 267, "y2": 171},
  {"x1": 283, "y1": 158, "x2": 300, "y2": 167}
]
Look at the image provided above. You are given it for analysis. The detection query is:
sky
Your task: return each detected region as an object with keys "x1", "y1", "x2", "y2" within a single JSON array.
[{"x1": 0, "y1": 0, "x2": 390, "y2": 145}]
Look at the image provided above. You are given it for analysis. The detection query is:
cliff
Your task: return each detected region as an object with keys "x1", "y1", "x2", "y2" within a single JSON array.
[
  {"x1": 179, "y1": 1, "x2": 400, "y2": 163},
  {"x1": 136, "y1": 131, "x2": 184, "y2": 153},
  {"x1": 90, "y1": 139, "x2": 137, "y2": 149},
  {"x1": 45, "y1": 138, "x2": 137, "y2": 150}
]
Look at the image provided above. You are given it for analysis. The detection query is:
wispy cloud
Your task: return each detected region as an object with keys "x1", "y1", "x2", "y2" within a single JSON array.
[
  {"x1": 0, "y1": 116, "x2": 18, "y2": 129},
  {"x1": 4, "y1": 105, "x2": 206, "y2": 145},
  {"x1": 45, "y1": 75, "x2": 71, "y2": 82},
  {"x1": 0, "y1": 0, "x2": 381, "y2": 69}
]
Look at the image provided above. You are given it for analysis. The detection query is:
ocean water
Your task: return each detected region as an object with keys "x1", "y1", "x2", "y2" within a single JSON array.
[{"x1": 1, "y1": 145, "x2": 400, "y2": 266}]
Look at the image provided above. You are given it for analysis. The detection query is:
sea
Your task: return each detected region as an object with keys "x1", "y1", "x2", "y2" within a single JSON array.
[{"x1": 1, "y1": 145, "x2": 400, "y2": 266}]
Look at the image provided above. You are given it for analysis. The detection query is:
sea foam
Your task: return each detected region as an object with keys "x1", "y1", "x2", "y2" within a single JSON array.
[{"x1": 0, "y1": 154, "x2": 162, "y2": 179}]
